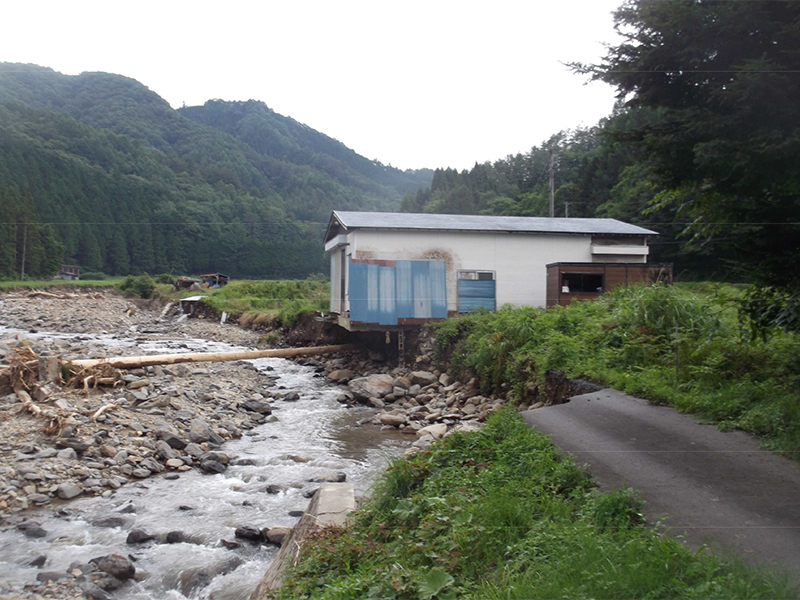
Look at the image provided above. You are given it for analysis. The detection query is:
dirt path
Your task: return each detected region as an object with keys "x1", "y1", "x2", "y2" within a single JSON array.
[{"x1": 521, "y1": 389, "x2": 800, "y2": 581}]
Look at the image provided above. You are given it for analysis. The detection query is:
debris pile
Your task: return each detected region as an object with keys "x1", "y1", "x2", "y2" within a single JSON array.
[{"x1": 0, "y1": 337, "x2": 292, "y2": 517}]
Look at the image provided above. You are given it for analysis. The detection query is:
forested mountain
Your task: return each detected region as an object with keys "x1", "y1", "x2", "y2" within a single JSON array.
[
  {"x1": 401, "y1": 106, "x2": 737, "y2": 279},
  {"x1": 0, "y1": 63, "x2": 431, "y2": 279}
]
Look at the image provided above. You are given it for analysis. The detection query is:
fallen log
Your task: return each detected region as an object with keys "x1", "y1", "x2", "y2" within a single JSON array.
[{"x1": 66, "y1": 343, "x2": 360, "y2": 370}]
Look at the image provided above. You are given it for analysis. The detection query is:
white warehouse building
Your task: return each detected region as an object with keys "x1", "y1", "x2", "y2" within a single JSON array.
[{"x1": 323, "y1": 211, "x2": 670, "y2": 331}]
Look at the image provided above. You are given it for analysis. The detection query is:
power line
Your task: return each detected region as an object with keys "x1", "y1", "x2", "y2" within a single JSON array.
[{"x1": 1, "y1": 221, "x2": 799, "y2": 226}]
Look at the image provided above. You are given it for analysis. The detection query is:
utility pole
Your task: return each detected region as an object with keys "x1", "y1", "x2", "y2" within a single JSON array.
[
  {"x1": 549, "y1": 148, "x2": 555, "y2": 218},
  {"x1": 20, "y1": 223, "x2": 27, "y2": 281}
]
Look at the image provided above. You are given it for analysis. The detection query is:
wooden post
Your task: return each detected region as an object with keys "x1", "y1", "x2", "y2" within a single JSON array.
[
  {"x1": 549, "y1": 149, "x2": 555, "y2": 218},
  {"x1": 19, "y1": 223, "x2": 27, "y2": 281}
]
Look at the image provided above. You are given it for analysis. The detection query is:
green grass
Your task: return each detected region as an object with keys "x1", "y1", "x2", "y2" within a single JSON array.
[
  {"x1": 0, "y1": 278, "x2": 124, "y2": 290},
  {"x1": 198, "y1": 279, "x2": 329, "y2": 327},
  {"x1": 431, "y1": 283, "x2": 800, "y2": 456},
  {"x1": 277, "y1": 411, "x2": 793, "y2": 600}
]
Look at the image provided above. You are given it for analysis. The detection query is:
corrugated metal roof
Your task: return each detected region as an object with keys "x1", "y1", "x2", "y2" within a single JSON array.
[{"x1": 330, "y1": 211, "x2": 657, "y2": 237}]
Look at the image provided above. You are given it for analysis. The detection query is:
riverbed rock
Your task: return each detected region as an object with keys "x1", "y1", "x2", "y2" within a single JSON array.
[
  {"x1": 263, "y1": 526, "x2": 292, "y2": 545},
  {"x1": 200, "y1": 459, "x2": 226, "y2": 474},
  {"x1": 57, "y1": 447, "x2": 78, "y2": 460},
  {"x1": 166, "y1": 531, "x2": 185, "y2": 544},
  {"x1": 241, "y1": 400, "x2": 272, "y2": 414},
  {"x1": 310, "y1": 471, "x2": 347, "y2": 483},
  {"x1": 157, "y1": 429, "x2": 187, "y2": 450},
  {"x1": 283, "y1": 391, "x2": 301, "y2": 402},
  {"x1": 36, "y1": 570, "x2": 69, "y2": 582},
  {"x1": 179, "y1": 557, "x2": 243, "y2": 596},
  {"x1": 188, "y1": 418, "x2": 212, "y2": 443},
  {"x1": 349, "y1": 374, "x2": 394, "y2": 400},
  {"x1": 417, "y1": 423, "x2": 447, "y2": 439},
  {"x1": 393, "y1": 376, "x2": 411, "y2": 390},
  {"x1": 126, "y1": 529, "x2": 155, "y2": 544},
  {"x1": 57, "y1": 482, "x2": 83, "y2": 499},
  {"x1": 379, "y1": 413, "x2": 406, "y2": 427},
  {"x1": 409, "y1": 371, "x2": 438, "y2": 387},
  {"x1": 24, "y1": 554, "x2": 48, "y2": 568},
  {"x1": 234, "y1": 525, "x2": 262, "y2": 542},
  {"x1": 328, "y1": 369, "x2": 353, "y2": 382},
  {"x1": 24, "y1": 524, "x2": 48, "y2": 538},
  {"x1": 155, "y1": 440, "x2": 179, "y2": 461},
  {"x1": 91, "y1": 516, "x2": 127, "y2": 528},
  {"x1": 90, "y1": 554, "x2": 135, "y2": 580},
  {"x1": 80, "y1": 581, "x2": 114, "y2": 600},
  {"x1": 184, "y1": 442, "x2": 204, "y2": 457}
]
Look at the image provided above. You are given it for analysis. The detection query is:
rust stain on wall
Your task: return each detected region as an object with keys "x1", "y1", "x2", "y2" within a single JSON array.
[{"x1": 416, "y1": 249, "x2": 455, "y2": 273}]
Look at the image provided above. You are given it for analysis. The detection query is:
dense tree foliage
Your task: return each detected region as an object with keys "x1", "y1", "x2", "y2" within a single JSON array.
[
  {"x1": 0, "y1": 187, "x2": 63, "y2": 278},
  {"x1": 577, "y1": 0, "x2": 800, "y2": 325},
  {"x1": 401, "y1": 106, "x2": 731, "y2": 278},
  {"x1": 0, "y1": 63, "x2": 431, "y2": 279}
]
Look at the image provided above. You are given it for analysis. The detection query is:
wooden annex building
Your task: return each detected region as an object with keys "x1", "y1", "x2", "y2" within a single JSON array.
[{"x1": 546, "y1": 262, "x2": 673, "y2": 307}]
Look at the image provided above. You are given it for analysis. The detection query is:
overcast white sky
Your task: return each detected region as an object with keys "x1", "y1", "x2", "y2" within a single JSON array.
[{"x1": 1, "y1": 0, "x2": 623, "y2": 171}]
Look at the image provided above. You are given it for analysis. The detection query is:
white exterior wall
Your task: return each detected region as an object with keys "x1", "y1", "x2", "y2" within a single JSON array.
[{"x1": 349, "y1": 230, "x2": 594, "y2": 310}]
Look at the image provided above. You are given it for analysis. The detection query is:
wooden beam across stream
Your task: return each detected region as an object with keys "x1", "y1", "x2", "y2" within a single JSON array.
[{"x1": 65, "y1": 343, "x2": 361, "y2": 370}]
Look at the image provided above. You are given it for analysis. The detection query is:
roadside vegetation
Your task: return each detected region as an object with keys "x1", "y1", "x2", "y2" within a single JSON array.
[
  {"x1": 432, "y1": 283, "x2": 800, "y2": 455},
  {"x1": 277, "y1": 410, "x2": 792, "y2": 600}
]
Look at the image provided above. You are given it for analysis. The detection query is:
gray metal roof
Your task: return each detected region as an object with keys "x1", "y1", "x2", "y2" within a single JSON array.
[{"x1": 329, "y1": 211, "x2": 657, "y2": 238}]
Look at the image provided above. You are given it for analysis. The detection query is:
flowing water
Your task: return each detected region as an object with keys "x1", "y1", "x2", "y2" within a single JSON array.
[{"x1": 0, "y1": 329, "x2": 407, "y2": 599}]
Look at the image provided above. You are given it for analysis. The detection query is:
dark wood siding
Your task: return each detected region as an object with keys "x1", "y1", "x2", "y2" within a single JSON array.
[
  {"x1": 546, "y1": 263, "x2": 673, "y2": 307},
  {"x1": 546, "y1": 267, "x2": 560, "y2": 307}
]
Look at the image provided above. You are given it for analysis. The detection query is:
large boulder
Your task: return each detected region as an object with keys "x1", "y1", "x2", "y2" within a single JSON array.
[
  {"x1": 328, "y1": 369, "x2": 353, "y2": 382},
  {"x1": 348, "y1": 374, "x2": 394, "y2": 400},
  {"x1": 379, "y1": 413, "x2": 406, "y2": 427},
  {"x1": 409, "y1": 371, "x2": 438, "y2": 387},
  {"x1": 188, "y1": 419, "x2": 212, "y2": 444},
  {"x1": 90, "y1": 554, "x2": 135, "y2": 581},
  {"x1": 57, "y1": 482, "x2": 83, "y2": 500},
  {"x1": 417, "y1": 423, "x2": 447, "y2": 439},
  {"x1": 263, "y1": 526, "x2": 292, "y2": 545}
]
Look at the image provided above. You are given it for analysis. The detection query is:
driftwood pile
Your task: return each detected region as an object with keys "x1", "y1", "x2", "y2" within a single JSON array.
[
  {"x1": 1, "y1": 343, "x2": 359, "y2": 437},
  {"x1": 5, "y1": 346, "x2": 69, "y2": 435},
  {"x1": 24, "y1": 290, "x2": 105, "y2": 300}
]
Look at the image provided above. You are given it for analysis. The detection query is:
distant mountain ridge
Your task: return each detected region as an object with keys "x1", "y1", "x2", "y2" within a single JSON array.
[{"x1": 0, "y1": 63, "x2": 432, "y2": 278}]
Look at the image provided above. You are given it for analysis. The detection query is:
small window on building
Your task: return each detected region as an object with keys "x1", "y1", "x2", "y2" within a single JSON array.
[
  {"x1": 562, "y1": 273, "x2": 604, "y2": 293},
  {"x1": 459, "y1": 270, "x2": 495, "y2": 280}
]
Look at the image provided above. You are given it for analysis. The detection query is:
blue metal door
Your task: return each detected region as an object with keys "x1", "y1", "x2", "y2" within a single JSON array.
[
  {"x1": 458, "y1": 279, "x2": 496, "y2": 312},
  {"x1": 349, "y1": 259, "x2": 447, "y2": 325}
]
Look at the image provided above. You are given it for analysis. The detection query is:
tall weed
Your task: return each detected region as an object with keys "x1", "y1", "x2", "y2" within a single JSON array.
[{"x1": 431, "y1": 283, "x2": 800, "y2": 453}]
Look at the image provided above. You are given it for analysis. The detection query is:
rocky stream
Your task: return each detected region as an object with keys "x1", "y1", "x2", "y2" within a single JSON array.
[{"x1": 0, "y1": 292, "x2": 510, "y2": 600}]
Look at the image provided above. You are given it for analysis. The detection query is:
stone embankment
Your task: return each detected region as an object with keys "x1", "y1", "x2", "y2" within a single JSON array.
[{"x1": 294, "y1": 336, "x2": 507, "y2": 453}]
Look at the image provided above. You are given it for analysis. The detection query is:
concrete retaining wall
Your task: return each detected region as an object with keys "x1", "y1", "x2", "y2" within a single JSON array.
[{"x1": 249, "y1": 483, "x2": 355, "y2": 598}]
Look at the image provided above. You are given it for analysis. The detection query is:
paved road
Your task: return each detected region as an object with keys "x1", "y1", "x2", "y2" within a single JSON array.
[{"x1": 521, "y1": 389, "x2": 800, "y2": 579}]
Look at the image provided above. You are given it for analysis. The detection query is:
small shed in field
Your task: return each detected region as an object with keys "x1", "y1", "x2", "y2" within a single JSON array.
[
  {"x1": 57, "y1": 265, "x2": 80, "y2": 280},
  {"x1": 324, "y1": 211, "x2": 665, "y2": 331}
]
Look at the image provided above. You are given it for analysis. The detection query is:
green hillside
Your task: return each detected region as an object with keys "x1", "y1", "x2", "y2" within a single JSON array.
[{"x1": 0, "y1": 63, "x2": 431, "y2": 279}]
